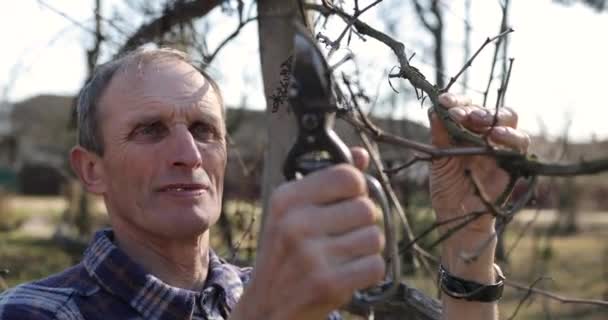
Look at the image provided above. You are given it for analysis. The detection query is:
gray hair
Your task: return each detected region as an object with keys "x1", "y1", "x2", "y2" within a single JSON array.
[{"x1": 76, "y1": 47, "x2": 224, "y2": 155}]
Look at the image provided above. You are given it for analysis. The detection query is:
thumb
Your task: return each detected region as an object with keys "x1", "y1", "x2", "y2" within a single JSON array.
[
  {"x1": 429, "y1": 107, "x2": 452, "y2": 148},
  {"x1": 430, "y1": 93, "x2": 470, "y2": 148},
  {"x1": 350, "y1": 147, "x2": 370, "y2": 171}
]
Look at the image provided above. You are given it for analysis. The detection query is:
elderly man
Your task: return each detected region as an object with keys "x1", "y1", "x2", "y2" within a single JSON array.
[{"x1": 0, "y1": 47, "x2": 528, "y2": 320}]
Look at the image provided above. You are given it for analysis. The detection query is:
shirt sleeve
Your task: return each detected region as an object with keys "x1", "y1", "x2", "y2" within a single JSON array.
[{"x1": 328, "y1": 310, "x2": 342, "y2": 320}]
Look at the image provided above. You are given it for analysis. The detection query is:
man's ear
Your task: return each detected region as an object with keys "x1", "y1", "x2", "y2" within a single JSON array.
[{"x1": 70, "y1": 146, "x2": 106, "y2": 195}]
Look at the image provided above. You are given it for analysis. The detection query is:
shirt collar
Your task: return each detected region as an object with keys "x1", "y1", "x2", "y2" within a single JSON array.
[{"x1": 83, "y1": 229, "x2": 248, "y2": 319}]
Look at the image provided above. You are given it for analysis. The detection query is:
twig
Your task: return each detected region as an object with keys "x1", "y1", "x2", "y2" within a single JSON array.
[
  {"x1": 384, "y1": 155, "x2": 432, "y2": 175},
  {"x1": 483, "y1": 57, "x2": 515, "y2": 143},
  {"x1": 505, "y1": 279, "x2": 608, "y2": 307},
  {"x1": 117, "y1": 0, "x2": 222, "y2": 55},
  {"x1": 495, "y1": 57, "x2": 514, "y2": 109},
  {"x1": 204, "y1": 16, "x2": 257, "y2": 64},
  {"x1": 318, "y1": 0, "x2": 384, "y2": 56},
  {"x1": 505, "y1": 207, "x2": 541, "y2": 260},
  {"x1": 37, "y1": 0, "x2": 100, "y2": 38},
  {"x1": 399, "y1": 209, "x2": 489, "y2": 254},
  {"x1": 423, "y1": 210, "x2": 490, "y2": 252},
  {"x1": 329, "y1": 52, "x2": 354, "y2": 71},
  {"x1": 229, "y1": 209, "x2": 257, "y2": 263},
  {"x1": 340, "y1": 106, "x2": 608, "y2": 177},
  {"x1": 443, "y1": 28, "x2": 514, "y2": 93},
  {"x1": 226, "y1": 134, "x2": 252, "y2": 177},
  {"x1": 413, "y1": 0, "x2": 445, "y2": 88},
  {"x1": 507, "y1": 277, "x2": 550, "y2": 320},
  {"x1": 308, "y1": 3, "x2": 608, "y2": 178},
  {"x1": 343, "y1": 75, "x2": 425, "y2": 269},
  {"x1": 456, "y1": 170, "x2": 537, "y2": 263},
  {"x1": 482, "y1": 0, "x2": 511, "y2": 106}
]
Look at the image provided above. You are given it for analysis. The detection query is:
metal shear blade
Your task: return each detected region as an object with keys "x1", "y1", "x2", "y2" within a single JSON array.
[{"x1": 283, "y1": 25, "x2": 352, "y2": 180}]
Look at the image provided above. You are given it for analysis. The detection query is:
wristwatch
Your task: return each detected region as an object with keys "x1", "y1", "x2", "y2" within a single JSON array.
[{"x1": 439, "y1": 263, "x2": 505, "y2": 302}]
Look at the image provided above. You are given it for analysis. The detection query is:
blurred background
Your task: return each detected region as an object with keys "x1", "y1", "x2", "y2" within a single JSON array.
[{"x1": 0, "y1": 1, "x2": 607, "y2": 319}]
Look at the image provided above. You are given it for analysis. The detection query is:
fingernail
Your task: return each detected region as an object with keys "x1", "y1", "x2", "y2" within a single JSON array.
[
  {"x1": 471, "y1": 109, "x2": 491, "y2": 122},
  {"x1": 439, "y1": 93, "x2": 456, "y2": 106},
  {"x1": 448, "y1": 108, "x2": 466, "y2": 121},
  {"x1": 493, "y1": 127, "x2": 508, "y2": 135}
]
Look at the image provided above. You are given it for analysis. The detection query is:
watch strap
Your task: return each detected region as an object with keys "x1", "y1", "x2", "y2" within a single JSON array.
[{"x1": 439, "y1": 263, "x2": 505, "y2": 302}]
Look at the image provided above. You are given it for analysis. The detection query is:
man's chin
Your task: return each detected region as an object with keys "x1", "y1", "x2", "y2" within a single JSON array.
[{"x1": 151, "y1": 208, "x2": 219, "y2": 237}]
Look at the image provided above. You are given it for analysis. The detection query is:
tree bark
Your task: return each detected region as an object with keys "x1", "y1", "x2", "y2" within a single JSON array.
[{"x1": 257, "y1": 0, "x2": 305, "y2": 231}]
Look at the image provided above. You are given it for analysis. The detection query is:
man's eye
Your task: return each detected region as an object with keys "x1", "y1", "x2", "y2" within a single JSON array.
[
  {"x1": 190, "y1": 122, "x2": 218, "y2": 141},
  {"x1": 135, "y1": 122, "x2": 168, "y2": 140}
]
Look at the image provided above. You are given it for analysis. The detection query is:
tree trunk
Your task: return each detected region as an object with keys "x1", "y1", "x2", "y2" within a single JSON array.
[{"x1": 257, "y1": 0, "x2": 305, "y2": 232}]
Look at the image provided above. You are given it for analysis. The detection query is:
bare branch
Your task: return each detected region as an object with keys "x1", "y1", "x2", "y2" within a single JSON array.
[
  {"x1": 495, "y1": 57, "x2": 514, "y2": 108},
  {"x1": 204, "y1": 16, "x2": 258, "y2": 64},
  {"x1": 228, "y1": 210, "x2": 257, "y2": 263},
  {"x1": 342, "y1": 75, "x2": 421, "y2": 259},
  {"x1": 505, "y1": 279, "x2": 608, "y2": 307},
  {"x1": 443, "y1": 28, "x2": 514, "y2": 93},
  {"x1": 507, "y1": 277, "x2": 550, "y2": 320},
  {"x1": 384, "y1": 155, "x2": 432, "y2": 175},
  {"x1": 316, "y1": 0, "x2": 384, "y2": 56},
  {"x1": 117, "y1": 0, "x2": 222, "y2": 56},
  {"x1": 412, "y1": 0, "x2": 445, "y2": 88},
  {"x1": 505, "y1": 207, "x2": 541, "y2": 260},
  {"x1": 482, "y1": 0, "x2": 511, "y2": 105}
]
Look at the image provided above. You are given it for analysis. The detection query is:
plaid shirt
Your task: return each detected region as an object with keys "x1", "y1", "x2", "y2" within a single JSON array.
[
  {"x1": 0, "y1": 229, "x2": 251, "y2": 320},
  {"x1": 0, "y1": 229, "x2": 342, "y2": 320}
]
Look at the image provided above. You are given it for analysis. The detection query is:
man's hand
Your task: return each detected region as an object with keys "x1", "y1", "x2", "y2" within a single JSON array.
[
  {"x1": 231, "y1": 148, "x2": 384, "y2": 320},
  {"x1": 431, "y1": 93, "x2": 530, "y2": 319},
  {"x1": 430, "y1": 93, "x2": 530, "y2": 235}
]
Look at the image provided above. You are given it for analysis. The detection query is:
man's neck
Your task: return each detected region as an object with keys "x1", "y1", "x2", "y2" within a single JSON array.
[{"x1": 112, "y1": 222, "x2": 211, "y2": 292}]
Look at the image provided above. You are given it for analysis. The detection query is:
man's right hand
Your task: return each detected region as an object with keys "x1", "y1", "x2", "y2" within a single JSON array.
[{"x1": 231, "y1": 155, "x2": 385, "y2": 320}]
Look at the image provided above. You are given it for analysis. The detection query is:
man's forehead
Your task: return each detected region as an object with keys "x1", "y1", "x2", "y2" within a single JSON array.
[
  {"x1": 99, "y1": 58, "x2": 223, "y2": 121},
  {"x1": 118, "y1": 58, "x2": 209, "y2": 94}
]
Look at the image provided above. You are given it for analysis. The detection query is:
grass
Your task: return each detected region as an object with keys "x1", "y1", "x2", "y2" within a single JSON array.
[
  {"x1": 1, "y1": 196, "x2": 606, "y2": 319},
  {"x1": 0, "y1": 230, "x2": 84, "y2": 288}
]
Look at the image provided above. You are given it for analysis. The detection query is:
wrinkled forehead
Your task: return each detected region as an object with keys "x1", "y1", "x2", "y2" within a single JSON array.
[
  {"x1": 99, "y1": 57, "x2": 223, "y2": 122},
  {"x1": 118, "y1": 57, "x2": 213, "y2": 101}
]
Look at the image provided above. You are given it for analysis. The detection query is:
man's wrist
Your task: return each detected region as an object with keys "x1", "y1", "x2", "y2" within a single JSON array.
[{"x1": 440, "y1": 231, "x2": 497, "y2": 283}]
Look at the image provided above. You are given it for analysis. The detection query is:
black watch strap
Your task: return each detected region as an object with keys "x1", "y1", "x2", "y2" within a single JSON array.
[{"x1": 439, "y1": 264, "x2": 505, "y2": 302}]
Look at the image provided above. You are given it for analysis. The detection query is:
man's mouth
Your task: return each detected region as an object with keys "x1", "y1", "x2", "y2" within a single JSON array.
[{"x1": 158, "y1": 184, "x2": 209, "y2": 194}]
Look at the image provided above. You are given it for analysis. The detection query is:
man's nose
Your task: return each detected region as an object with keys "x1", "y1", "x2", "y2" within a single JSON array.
[{"x1": 168, "y1": 125, "x2": 203, "y2": 169}]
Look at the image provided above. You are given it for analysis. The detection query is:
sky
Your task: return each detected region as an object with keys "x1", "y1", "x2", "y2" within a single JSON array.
[{"x1": 0, "y1": 0, "x2": 607, "y2": 141}]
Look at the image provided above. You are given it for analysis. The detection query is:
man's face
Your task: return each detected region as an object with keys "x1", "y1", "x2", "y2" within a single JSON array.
[{"x1": 96, "y1": 58, "x2": 226, "y2": 239}]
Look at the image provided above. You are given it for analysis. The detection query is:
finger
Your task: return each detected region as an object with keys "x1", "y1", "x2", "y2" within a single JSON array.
[
  {"x1": 270, "y1": 164, "x2": 367, "y2": 217},
  {"x1": 489, "y1": 126, "x2": 530, "y2": 153},
  {"x1": 350, "y1": 147, "x2": 369, "y2": 171},
  {"x1": 304, "y1": 254, "x2": 385, "y2": 309},
  {"x1": 312, "y1": 197, "x2": 379, "y2": 235},
  {"x1": 429, "y1": 109, "x2": 451, "y2": 148},
  {"x1": 449, "y1": 106, "x2": 518, "y2": 132},
  {"x1": 328, "y1": 226, "x2": 385, "y2": 260},
  {"x1": 430, "y1": 93, "x2": 474, "y2": 148},
  {"x1": 438, "y1": 92, "x2": 472, "y2": 108},
  {"x1": 336, "y1": 254, "x2": 385, "y2": 293}
]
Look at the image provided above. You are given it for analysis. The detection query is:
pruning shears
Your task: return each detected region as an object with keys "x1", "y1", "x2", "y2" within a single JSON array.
[{"x1": 283, "y1": 23, "x2": 400, "y2": 306}]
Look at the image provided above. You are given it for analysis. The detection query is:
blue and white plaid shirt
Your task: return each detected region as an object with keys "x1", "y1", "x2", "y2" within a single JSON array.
[{"x1": 0, "y1": 229, "x2": 252, "y2": 319}]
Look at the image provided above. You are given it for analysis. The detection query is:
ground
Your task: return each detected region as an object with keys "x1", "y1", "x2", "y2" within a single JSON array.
[{"x1": 0, "y1": 195, "x2": 607, "y2": 319}]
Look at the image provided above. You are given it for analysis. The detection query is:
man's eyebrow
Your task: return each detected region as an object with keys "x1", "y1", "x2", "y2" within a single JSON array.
[
  {"x1": 188, "y1": 106, "x2": 223, "y2": 127},
  {"x1": 125, "y1": 108, "x2": 223, "y2": 129},
  {"x1": 127, "y1": 113, "x2": 165, "y2": 127}
]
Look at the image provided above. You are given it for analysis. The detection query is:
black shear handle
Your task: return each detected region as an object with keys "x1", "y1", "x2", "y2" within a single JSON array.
[{"x1": 283, "y1": 127, "x2": 400, "y2": 305}]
